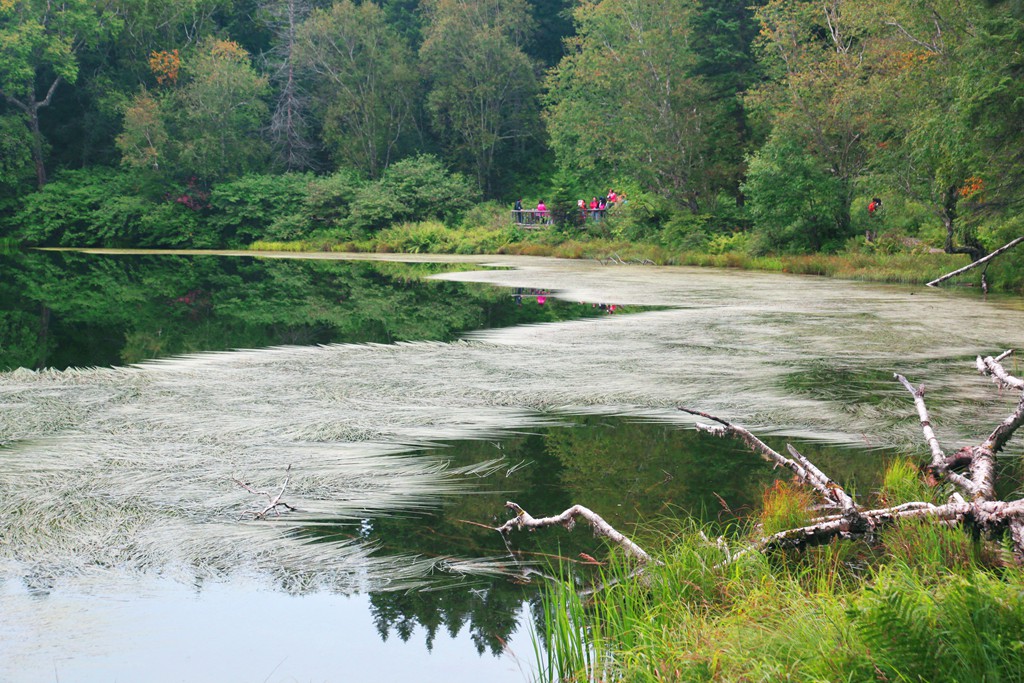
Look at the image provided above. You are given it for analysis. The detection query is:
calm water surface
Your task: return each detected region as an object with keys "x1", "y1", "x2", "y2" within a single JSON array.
[{"x1": 1, "y1": 250, "x2": 1021, "y2": 682}]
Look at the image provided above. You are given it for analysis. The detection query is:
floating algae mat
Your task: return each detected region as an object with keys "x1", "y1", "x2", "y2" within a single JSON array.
[{"x1": 1, "y1": 252, "x2": 1023, "y2": 681}]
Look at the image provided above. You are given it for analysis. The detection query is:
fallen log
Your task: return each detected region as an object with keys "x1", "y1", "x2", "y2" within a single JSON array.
[
  {"x1": 926, "y1": 235, "x2": 1024, "y2": 288},
  {"x1": 492, "y1": 352, "x2": 1024, "y2": 565}
]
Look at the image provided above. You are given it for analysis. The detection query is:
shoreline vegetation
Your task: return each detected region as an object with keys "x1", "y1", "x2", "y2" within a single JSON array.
[
  {"x1": 248, "y1": 223, "x2": 1000, "y2": 292},
  {"x1": 527, "y1": 354, "x2": 1024, "y2": 682},
  {"x1": 535, "y1": 514, "x2": 1024, "y2": 682}
]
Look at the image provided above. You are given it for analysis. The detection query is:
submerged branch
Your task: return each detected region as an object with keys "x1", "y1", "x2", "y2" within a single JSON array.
[
  {"x1": 491, "y1": 355, "x2": 1024, "y2": 567},
  {"x1": 496, "y1": 501, "x2": 652, "y2": 564},
  {"x1": 233, "y1": 465, "x2": 298, "y2": 519}
]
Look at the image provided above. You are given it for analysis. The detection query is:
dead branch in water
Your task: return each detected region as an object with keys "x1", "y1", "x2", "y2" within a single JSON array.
[
  {"x1": 496, "y1": 502, "x2": 652, "y2": 564},
  {"x1": 233, "y1": 465, "x2": 298, "y2": 519},
  {"x1": 492, "y1": 352, "x2": 1024, "y2": 565},
  {"x1": 926, "y1": 236, "x2": 1024, "y2": 288},
  {"x1": 598, "y1": 253, "x2": 655, "y2": 266}
]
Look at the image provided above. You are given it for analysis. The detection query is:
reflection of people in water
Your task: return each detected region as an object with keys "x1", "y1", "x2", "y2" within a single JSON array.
[{"x1": 512, "y1": 287, "x2": 553, "y2": 305}]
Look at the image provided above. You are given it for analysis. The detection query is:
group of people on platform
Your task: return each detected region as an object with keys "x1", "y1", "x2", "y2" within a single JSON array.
[
  {"x1": 578, "y1": 189, "x2": 623, "y2": 221},
  {"x1": 512, "y1": 189, "x2": 625, "y2": 225}
]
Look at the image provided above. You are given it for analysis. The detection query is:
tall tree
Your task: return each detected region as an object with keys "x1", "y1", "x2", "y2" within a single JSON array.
[
  {"x1": 745, "y1": 0, "x2": 881, "y2": 242},
  {"x1": 116, "y1": 38, "x2": 269, "y2": 183},
  {"x1": 116, "y1": 88, "x2": 167, "y2": 173},
  {"x1": 852, "y1": 0, "x2": 989, "y2": 258},
  {"x1": 0, "y1": 113, "x2": 34, "y2": 193},
  {"x1": 113, "y1": 0, "x2": 229, "y2": 78},
  {"x1": 296, "y1": 0, "x2": 420, "y2": 178},
  {"x1": 174, "y1": 38, "x2": 270, "y2": 181},
  {"x1": 420, "y1": 0, "x2": 540, "y2": 193},
  {"x1": 544, "y1": 0, "x2": 711, "y2": 211},
  {"x1": 525, "y1": 0, "x2": 574, "y2": 68},
  {"x1": 0, "y1": 0, "x2": 121, "y2": 187},
  {"x1": 958, "y1": 5, "x2": 1024, "y2": 225},
  {"x1": 260, "y1": 0, "x2": 316, "y2": 171},
  {"x1": 689, "y1": 0, "x2": 763, "y2": 199}
]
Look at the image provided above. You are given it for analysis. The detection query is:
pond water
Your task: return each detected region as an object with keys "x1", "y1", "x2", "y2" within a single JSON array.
[
  {"x1": 0, "y1": 250, "x2": 621, "y2": 371},
  {"x1": 1, "y1": 250, "x2": 1023, "y2": 682}
]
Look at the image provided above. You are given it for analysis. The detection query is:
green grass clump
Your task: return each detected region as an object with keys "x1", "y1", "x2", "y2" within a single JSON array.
[
  {"x1": 881, "y1": 458, "x2": 935, "y2": 506},
  {"x1": 248, "y1": 240, "x2": 319, "y2": 252},
  {"x1": 535, "y1": 498, "x2": 1024, "y2": 682}
]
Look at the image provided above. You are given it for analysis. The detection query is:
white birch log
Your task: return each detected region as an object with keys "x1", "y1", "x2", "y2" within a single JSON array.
[
  {"x1": 894, "y1": 373, "x2": 976, "y2": 496},
  {"x1": 678, "y1": 408, "x2": 857, "y2": 512},
  {"x1": 977, "y1": 351, "x2": 1024, "y2": 390},
  {"x1": 496, "y1": 501, "x2": 652, "y2": 564},
  {"x1": 491, "y1": 356, "x2": 1024, "y2": 565},
  {"x1": 926, "y1": 235, "x2": 1024, "y2": 287}
]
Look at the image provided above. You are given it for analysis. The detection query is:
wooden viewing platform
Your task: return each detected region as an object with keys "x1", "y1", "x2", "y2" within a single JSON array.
[
  {"x1": 511, "y1": 206, "x2": 616, "y2": 227},
  {"x1": 510, "y1": 209, "x2": 551, "y2": 228}
]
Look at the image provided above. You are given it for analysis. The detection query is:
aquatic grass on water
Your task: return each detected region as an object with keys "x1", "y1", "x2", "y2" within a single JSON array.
[{"x1": 3, "y1": 256, "x2": 1024, "y2": 624}]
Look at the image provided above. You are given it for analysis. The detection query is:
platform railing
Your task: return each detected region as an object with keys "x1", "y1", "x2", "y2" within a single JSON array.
[{"x1": 511, "y1": 205, "x2": 615, "y2": 226}]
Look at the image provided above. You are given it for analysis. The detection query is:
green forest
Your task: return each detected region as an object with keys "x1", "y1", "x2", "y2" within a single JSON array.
[{"x1": 2, "y1": 0, "x2": 1023, "y2": 267}]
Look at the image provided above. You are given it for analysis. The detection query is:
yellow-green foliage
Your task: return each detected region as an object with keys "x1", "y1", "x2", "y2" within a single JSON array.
[
  {"x1": 759, "y1": 481, "x2": 813, "y2": 536},
  {"x1": 249, "y1": 240, "x2": 316, "y2": 252}
]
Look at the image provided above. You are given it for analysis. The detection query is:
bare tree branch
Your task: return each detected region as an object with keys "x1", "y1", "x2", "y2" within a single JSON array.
[
  {"x1": 491, "y1": 356, "x2": 1024, "y2": 568},
  {"x1": 496, "y1": 501, "x2": 652, "y2": 564},
  {"x1": 678, "y1": 407, "x2": 856, "y2": 512},
  {"x1": 233, "y1": 465, "x2": 297, "y2": 519}
]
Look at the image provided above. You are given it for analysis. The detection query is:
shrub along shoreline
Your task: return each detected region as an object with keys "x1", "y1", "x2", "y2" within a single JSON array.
[
  {"x1": 8, "y1": 161, "x2": 1022, "y2": 292},
  {"x1": 249, "y1": 224, "x2": 998, "y2": 292}
]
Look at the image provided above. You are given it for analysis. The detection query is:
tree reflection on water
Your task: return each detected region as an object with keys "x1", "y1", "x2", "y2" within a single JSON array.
[
  {"x1": 336, "y1": 416, "x2": 895, "y2": 655},
  {"x1": 0, "y1": 250, "x2": 622, "y2": 370}
]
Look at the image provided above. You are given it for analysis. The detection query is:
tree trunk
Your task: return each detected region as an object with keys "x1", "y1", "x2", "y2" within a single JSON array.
[
  {"x1": 941, "y1": 184, "x2": 987, "y2": 261},
  {"x1": 4, "y1": 77, "x2": 62, "y2": 189},
  {"x1": 28, "y1": 104, "x2": 47, "y2": 188},
  {"x1": 927, "y1": 236, "x2": 1024, "y2": 288}
]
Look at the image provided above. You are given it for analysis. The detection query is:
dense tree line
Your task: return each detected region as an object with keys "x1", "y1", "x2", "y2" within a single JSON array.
[{"x1": 1, "y1": 0, "x2": 1022, "y2": 256}]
